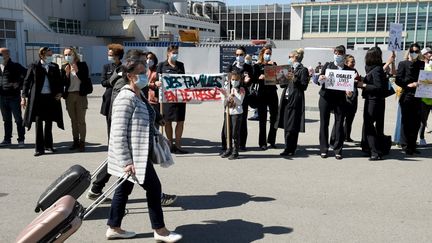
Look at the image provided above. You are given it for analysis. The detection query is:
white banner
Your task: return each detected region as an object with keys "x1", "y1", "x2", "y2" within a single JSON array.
[
  {"x1": 415, "y1": 70, "x2": 432, "y2": 98},
  {"x1": 324, "y1": 69, "x2": 355, "y2": 91},
  {"x1": 388, "y1": 23, "x2": 403, "y2": 51}
]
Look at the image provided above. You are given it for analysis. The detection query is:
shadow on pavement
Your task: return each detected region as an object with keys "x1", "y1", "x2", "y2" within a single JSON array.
[
  {"x1": 179, "y1": 137, "x2": 220, "y2": 154},
  {"x1": 178, "y1": 191, "x2": 275, "y2": 210},
  {"x1": 175, "y1": 219, "x2": 293, "y2": 243}
]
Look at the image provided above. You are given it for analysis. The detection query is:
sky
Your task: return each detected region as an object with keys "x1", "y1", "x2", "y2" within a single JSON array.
[{"x1": 225, "y1": 0, "x2": 294, "y2": 6}]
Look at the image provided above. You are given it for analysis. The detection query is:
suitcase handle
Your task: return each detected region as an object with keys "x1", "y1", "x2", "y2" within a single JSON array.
[
  {"x1": 90, "y1": 159, "x2": 108, "y2": 180},
  {"x1": 82, "y1": 172, "x2": 132, "y2": 219}
]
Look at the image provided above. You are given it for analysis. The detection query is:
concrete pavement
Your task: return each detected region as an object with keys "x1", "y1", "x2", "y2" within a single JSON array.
[{"x1": 1, "y1": 82, "x2": 432, "y2": 243}]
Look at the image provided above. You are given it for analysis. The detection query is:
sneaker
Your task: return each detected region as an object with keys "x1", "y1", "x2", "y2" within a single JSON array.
[
  {"x1": 18, "y1": 141, "x2": 25, "y2": 148},
  {"x1": 161, "y1": 193, "x2": 177, "y2": 206},
  {"x1": 220, "y1": 150, "x2": 231, "y2": 158},
  {"x1": 419, "y1": 138, "x2": 427, "y2": 146},
  {"x1": 86, "y1": 190, "x2": 102, "y2": 200},
  {"x1": 228, "y1": 153, "x2": 239, "y2": 160},
  {"x1": 0, "y1": 140, "x2": 11, "y2": 147},
  {"x1": 106, "y1": 228, "x2": 136, "y2": 240}
]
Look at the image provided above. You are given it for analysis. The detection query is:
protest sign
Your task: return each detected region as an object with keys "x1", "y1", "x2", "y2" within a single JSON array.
[
  {"x1": 264, "y1": 65, "x2": 293, "y2": 85},
  {"x1": 415, "y1": 70, "x2": 432, "y2": 99},
  {"x1": 324, "y1": 69, "x2": 355, "y2": 91},
  {"x1": 159, "y1": 73, "x2": 226, "y2": 103},
  {"x1": 388, "y1": 23, "x2": 403, "y2": 51}
]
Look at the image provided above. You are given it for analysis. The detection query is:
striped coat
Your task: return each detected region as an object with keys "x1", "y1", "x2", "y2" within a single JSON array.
[{"x1": 108, "y1": 85, "x2": 151, "y2": 184}]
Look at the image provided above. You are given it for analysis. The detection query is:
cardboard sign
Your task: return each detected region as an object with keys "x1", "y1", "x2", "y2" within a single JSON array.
[
  {"x1": 324, "y1": 69, "x2": 355, "y2": 91},
  {"x1": 159, "y1": 73, "x2": 226, "y2": 103},
  {"x1": 388, "y1": 23, "x2": 403, "y2": 51},
  {"x1": 415, "y1": 70, "x2": 432, "y2": 98},
  {"x1": 264, "y1": 65, "x2": 294, "y2": 85}
]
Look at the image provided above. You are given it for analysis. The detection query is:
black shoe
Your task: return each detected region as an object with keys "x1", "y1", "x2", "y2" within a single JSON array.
[
  {"x1": 320, "y1": 153, "x2": 328, "y2": 159},
  {"x1": 34, "y1": 151, "x2": 44, "y2": 157},
  {"x1": 239, "y1": 146, "x2": 247, "y2": 152},
  {"x1": 413, "y1": 149, "x2": 421, "y2": 154},
  {"x1": 248, "y1": 116, "x2": 259, "y2": 121},
  {"x1": 280, "y1": 150, "x2": 294, "y2": 156},
  {"x1": 228, "y1": 153, "x2": 239, "y2": 160},
  {"x1": 335, "y1": 154, "x2": 343, "y2": 160},
  {"x1": 161, "y1": 193, "x2": 177, "y2": 206},
  {"x1": 405, "y1": 149, "x2": 414, "y2": 155},
  {"x1": 260, "y1": 145, "x2": 268, "y2": 150},
  {"x1": 170, "y1": 145, "x2": 177, "y2": 153},
  {"x1": 175, "y1": 147, "x2": 189, "y2": 154},
  {"x1": 345, "y1": 138, "x2": 354, "y2": 142},
  {"x1": 45, "y1": 147, "x2": 57, "y2": 153},
  {"x1": 221, "y1": 150, "x2": 232, "y2": 158},
  {"x1": 369, "y1": 156, "x2": 382, "y2": 161},
  {"x1": 268, "y1": 144, "x2": 277, "y2": 149}
]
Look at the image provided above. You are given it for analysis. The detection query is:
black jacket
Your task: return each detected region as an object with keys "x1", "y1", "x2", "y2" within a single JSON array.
[
  {"x1": 60, "y1": 61, "x2": 92, "y2": 98},
  {"x1": 395, "y1": 60, "x2": 425, "y2": 95},
  {"x1": 100, "y1": 62, "x2": 121, "y2": 116},
  {"x1": 362, "y1": 65, "x2": 388, "y2": 99},
  {"x1": 0, "y1": 59, "x2": 27, "y2": 96},
  {"x1": 319, "y1": 62, "x2": 349, "y2": 101},
  {"x1": 253, "y1": 62, "x2": 277, "y2": 93}
]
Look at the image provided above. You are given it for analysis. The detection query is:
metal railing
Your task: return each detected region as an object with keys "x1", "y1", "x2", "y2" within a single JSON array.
[{"x1": 121, "y1": 7, "x2": 218, "y2": 24}]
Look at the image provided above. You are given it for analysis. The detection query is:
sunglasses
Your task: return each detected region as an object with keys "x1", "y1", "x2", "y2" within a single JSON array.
[{"x1": 410, "y1": 50, "x2": 420, "y2": 54}]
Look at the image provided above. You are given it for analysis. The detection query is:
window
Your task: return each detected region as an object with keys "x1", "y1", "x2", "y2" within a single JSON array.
[
  {"x1": 311, "y1": 6, "x2": 320, "y2": 32},
  {"x1": 367, "y1": 4, "x2": 377, "y2": 32},
  {"x1": 386, "y1": 3, "x2": 397, "y2": 31},
  {"x1": 165, "y1": 23, "x2": 176, "y2": 28},
  {"x1": 321, "y1": 6, "x2": 329, "y2": 32},
  {"x1": 150, "y1": 25, "x2": 158, "y2": 37},
  {"x1": 329, "y1": 6, "x2": 338, "y2": 32},
  {"x1": 347, "y1": 5, "x2": 357, "y2": 32},
  {"x1": 339, "y1": 6, "x2": 347, "y2": 32},
  {"x1": 376, "y1": 4, "x2": 386, "y2": 31},
  {"x1": 48, "y1": 17, "x2": 81, "y2": 35},
  {"x1": 357, "y1": 5, "x2": 367, "y2": 32},
  {"x1": 0, "y1": 19, "x2": 16, "y2": 39},
  {"x1": 303, "y1": 6, "x2": 311, "y2": 33}
]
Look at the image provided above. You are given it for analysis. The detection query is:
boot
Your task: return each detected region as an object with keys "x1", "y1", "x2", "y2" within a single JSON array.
[
  {"x1": 69, "y1": 139, "x2": 79, "y2": 150},
  {"x1": 79, "y1": 140, "x2": 85, "y2": 152}
]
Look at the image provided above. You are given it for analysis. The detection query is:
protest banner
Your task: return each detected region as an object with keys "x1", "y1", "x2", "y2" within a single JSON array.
[
  {"x1": 415, "y1": 70, "x2": 432, "y2": 99},
  {"x1": 324, "y1": 69, "x2": 355, "y2": 91},
  {"x1": 159, "y1": 73, "x2": 226, "y2": 103},
  {"x1": 264, "y1": 65, "x2": 293, "y2": 85},
  {"x1": 388, "y1": 23, "x2": 403, "y2": 51}
]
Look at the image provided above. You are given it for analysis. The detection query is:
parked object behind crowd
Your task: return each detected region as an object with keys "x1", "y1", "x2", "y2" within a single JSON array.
[
  {"x1": 61, "y1": 47, "x2": 92, "y2": 152},
  {"x1": 0, "y1": 47, "x2": 27, "y2": 147},
  {"x1": 21, "y1": 47, "x2": 64, "y2": 156},
  {"x1": 278, "y1": 48, "x2": 309, "y2": 156}
]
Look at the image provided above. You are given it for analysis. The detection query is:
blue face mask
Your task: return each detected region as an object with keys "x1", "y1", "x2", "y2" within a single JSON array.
[
  {"x1": 0, "y1": 56, "x2": 3, "y2": 64},
  {"x1": 334, "y1": 54, "x2": 344, "y2": 64},
  {"x1": 245, "y1": 60, "x2": 252, "y2": 65},
  {"x1": 170, "y1": 54, "x2": 178, "y2": 62},
  {"x1": 135, "y1": 74, "x2": 148, "y2": 89},
  {"x1": 108, "y1": 56, "x2": 115, "y2": 63},
  {"x1": 287, "y1": 59, "x2": 293, "y2": 66},
  {"x1": 264, "y1": 54, "x2": 271, "y2": 62},
  {"x1": 236, "y1": 56, "x2": 245, "y2": 63},
  {"x1": 45, "y1": 56, "x2": 54, "y2": 63}
]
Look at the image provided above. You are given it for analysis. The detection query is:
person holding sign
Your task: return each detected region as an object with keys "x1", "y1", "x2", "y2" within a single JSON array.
[
  {"x1": 156, "y1": 45, "x2": 188, "y2": 154},
  {"x1": 317, "y1": 45, "x2": 348, "y2": 160},
  {"x1": 418, "y1": 47, "x2": 432, "y2": 146},
  {"x1": 253, "y1": 45, "x2": 278, "y2": 150},
  {"x1": 220, "y1": 71, "x2": 245, "y2": 160},
  {"x1": 357, "y1": 47, "x2": 389, "y2": 161},
  {"x1": 396, "y1": 43, "x2": 425, "y2": 155},
  {"x1": 278, "y1": 48, "x2": 309, "y2": 156},
  {"x1": 225, "y1": 46, "x2": 253, "y2": 152}
]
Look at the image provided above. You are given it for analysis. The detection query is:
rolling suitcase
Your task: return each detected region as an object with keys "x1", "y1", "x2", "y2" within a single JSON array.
[
  {"x1": 35, "y1": 160, "x2": 108, "y2": 213},
  {"x1": 17, "y1": 173, "x2": 130, "y2": 243},
  {"x1": 16, "y1": 195, "x2": 83, "y2": 243}
]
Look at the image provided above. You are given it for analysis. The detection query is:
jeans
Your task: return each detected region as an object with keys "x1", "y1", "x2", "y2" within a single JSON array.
[
  {"x1": 107, "y1": 162, "x2": 165, "y2": 229},
  {"x1": 0, "y1": 95, "x2": 25, "y2": 142}
]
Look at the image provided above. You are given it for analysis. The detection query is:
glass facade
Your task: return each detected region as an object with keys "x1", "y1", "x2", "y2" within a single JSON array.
[
  {"x1": 302, "y1": 1, "x2": 432, "y2": 49},
  {"x1": 211, "y1": 4, "x2": 290, "y2": 40},
  {"x1": 48, "y1": 17, "x2": 81, "y2": 35}
]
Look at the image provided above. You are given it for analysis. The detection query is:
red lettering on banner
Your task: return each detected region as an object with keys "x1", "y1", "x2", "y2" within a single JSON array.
[{"x1": 164, "y1": 90, "x2": 178, "y2": 102}]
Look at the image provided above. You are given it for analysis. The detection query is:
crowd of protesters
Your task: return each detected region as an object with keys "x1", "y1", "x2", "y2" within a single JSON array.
[{"x1": 1, "y1": 42, "x2": 432, "y2": 241}]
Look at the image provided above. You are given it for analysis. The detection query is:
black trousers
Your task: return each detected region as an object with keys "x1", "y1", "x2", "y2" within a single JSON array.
[
  {"x1": 284, "y1": 130, "x2": 299, "y2": 153},
  {"x1": 362, "y1": 98, "x2": 385, "y2": 157},
  {"x1": 400, "y1": 95, "x2": 422, "y2": 151},
  {"x1": 91, "y1": 164, "x2": 111, "y2": 194},
  {"x1": 319, "y1": 96, "x2": 345, "y2": 155},
  {"x1": 344, "y1": 105, "x2": 357, "y2": 140},
  {"x1": 221, "y1": 113, "x2": 242, "y2": 152},
  {"x1": 107, "y1": 162, "x2": 164, "y2": 229},
  {"x1": 257, "y1": 90, "x2": 279, "y2": 147},
  {"x1": 239, "y1": 102, "x2": 248, "y2": 148},
  {"x1": 35, "y1": 117, "x2": 53, "y2": 153},
  {"x1": 419, "y1": 102, "x2": 432, "y2": 139}
]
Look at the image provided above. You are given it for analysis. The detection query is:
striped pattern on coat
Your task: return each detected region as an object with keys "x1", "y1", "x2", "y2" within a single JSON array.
[{"x1": 108, "y1": 85, "x2": 151, "y2": 184}]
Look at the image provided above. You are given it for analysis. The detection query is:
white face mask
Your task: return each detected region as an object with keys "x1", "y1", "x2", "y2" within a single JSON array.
[
  {"x1": 0, "y1": 56, "x2": 3, "y2": 64},
  {"x1": 146, "y1": 59, "x2": 154, "y2": 68},
  {"x1": 108, "y1": 56, "x2": 115, "y2": 63},
  {"x1": 230, "y1": 80, "x2": 240, "y2": 88},
  {"x1": 429, "y1": 60, "x2": 432, "y2": 65},
  {"x1": 45, "y1": 56, "x2": 54, "y2": 63},
  {"x1": 236, "y1": 56, "x2": 245, "y2": 64},
  {"x1": 65, "y1": 55, "x2": 74, "y2": 63}
]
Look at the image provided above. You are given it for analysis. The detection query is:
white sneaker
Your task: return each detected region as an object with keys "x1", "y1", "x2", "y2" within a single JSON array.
[
  {"x1": 106, "y1": 228, "x2": 136, "y2": 240},
  {"x1": 154, "y1": 231, "x2": 182, "y2": 243},
  {"x1": 419, "y1": 138, "x2": 427, "y2": 146}
]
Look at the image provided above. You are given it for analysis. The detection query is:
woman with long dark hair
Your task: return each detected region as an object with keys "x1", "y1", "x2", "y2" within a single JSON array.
[
  {"x1": 395, "y1": 43, "x2": 425, "y2": 155},
  {"x1": 358, "y1": 47, "x2": 388, "y2": 160}
]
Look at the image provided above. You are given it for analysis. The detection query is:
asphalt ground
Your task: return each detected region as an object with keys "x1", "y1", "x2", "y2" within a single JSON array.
[{"x1": 1, "y1": 82, "x2": 432, "y2": 243}]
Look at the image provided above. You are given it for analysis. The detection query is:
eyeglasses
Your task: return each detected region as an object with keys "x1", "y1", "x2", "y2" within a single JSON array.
[
  {"x1": 235, "y1": 54, "x2": 244, "y2": 56},
  {"x1": 288, "y1": 56, "x2": 294, "y2": 58},
  {"x1": 410, "y1": 50, "x2": 420, "y2": 54}
]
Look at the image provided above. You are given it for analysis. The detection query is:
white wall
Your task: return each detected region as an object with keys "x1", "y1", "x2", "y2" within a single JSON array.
[{"x1": 290, "y1": 5, "x2": 303, "y2": 40}]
